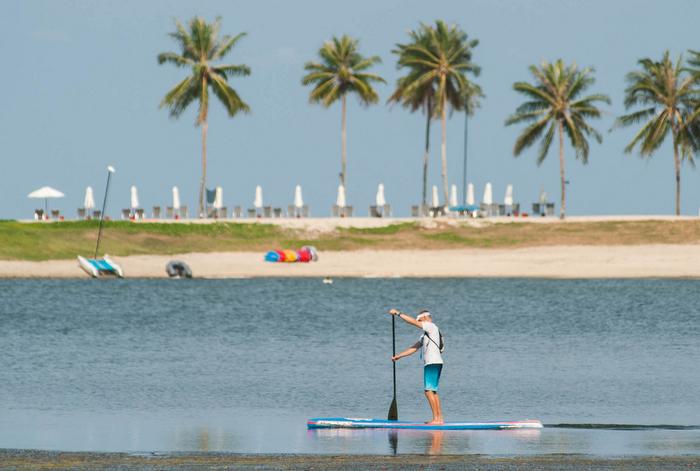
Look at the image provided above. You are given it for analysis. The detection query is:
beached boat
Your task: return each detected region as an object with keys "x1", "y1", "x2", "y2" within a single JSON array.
[{"x1": 77, "y1": 255, "x2": 124, "y2": 278}]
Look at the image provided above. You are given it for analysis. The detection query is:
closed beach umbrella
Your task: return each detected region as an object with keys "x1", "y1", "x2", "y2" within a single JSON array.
[
  {"x1": 294, "y1": 185, "x2": 304, "y2": 208},
  {"x1": 172, "y1": 186, "x2": 181, "y2": 210},
  {"x1": 130, "y1": 185, "x2": 139, "y2": 210},
  {"x1": 376, "y1": 183, "x2": 386, "y2": 207},
  {"x1": 336, "y1": 184, "x2": 346, "y2": 208},
  {"x1": 466, "y1": 183, "x2": 475, "y2": 206},
  {"x1": 431, "y1": 185, "x2": 440, "y2": 207},
  {"x1": 213, "y1": 186, "x2": 223, "y2": 209},
  {"x1": 84, "y1": 187, "x2": 95, "y2": 210},
  {"x1": 28, "y1": 186, "x2": 65, "y2": 216},
  {"x1": 449, "y1": 184, "x2": 458, "y2": 207},
  {"x1": 504, "y1": 184, "x2": 513, "y2": 206},
  {"x1": 254, "y1": 185, "x2": 263, "y2": 209},
  {"x1": 539, "y1": 188, "x2": 547, "y2": 204},
  {"x1": 483, "y1": 182, "x2": 493, "y2": 205}
]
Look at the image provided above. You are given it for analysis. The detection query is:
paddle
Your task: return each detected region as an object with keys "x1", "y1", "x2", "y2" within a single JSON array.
[{"x1": 387, "y1": 313, "x2": 398, "y2": 421}]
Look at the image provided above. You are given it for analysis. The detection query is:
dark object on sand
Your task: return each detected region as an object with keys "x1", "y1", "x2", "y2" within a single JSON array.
[{"x1": 166, "y1": 260, "x2": 192, "y2": 278}]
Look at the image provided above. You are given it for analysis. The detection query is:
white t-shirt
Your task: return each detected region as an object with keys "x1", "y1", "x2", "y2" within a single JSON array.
[{"x1": 419, "y1": 321, "x2": 443, "y2": 366}]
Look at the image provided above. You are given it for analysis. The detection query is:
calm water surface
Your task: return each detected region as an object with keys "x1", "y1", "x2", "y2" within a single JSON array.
[{"x1": 0, "y1": 278, "x2": 698, "y2": 455}]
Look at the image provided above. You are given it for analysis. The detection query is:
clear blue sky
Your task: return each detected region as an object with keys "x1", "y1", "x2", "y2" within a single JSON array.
[{"x1": 2, "y1": 0, "x2": 700, "y2": 218}]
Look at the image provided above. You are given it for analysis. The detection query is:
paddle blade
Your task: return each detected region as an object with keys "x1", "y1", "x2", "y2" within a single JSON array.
[{"x1": 387, "y1": 397, "x2": 398, "y2": 421}]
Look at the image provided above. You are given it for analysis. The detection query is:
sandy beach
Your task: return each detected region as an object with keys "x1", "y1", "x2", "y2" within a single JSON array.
[{"x1": 2, "y1": 244, "x2": 699, "y2": 278}]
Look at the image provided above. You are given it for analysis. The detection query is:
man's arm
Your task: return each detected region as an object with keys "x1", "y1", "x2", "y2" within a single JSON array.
[
  {"x1": 389, "y1": 308, "x2": 423, "y2": 329},
  {"x1": 392, "y1": 341, "x2": 422, "y2": 362}
]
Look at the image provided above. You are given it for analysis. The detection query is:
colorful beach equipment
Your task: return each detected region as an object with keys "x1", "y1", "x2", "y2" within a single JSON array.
[{"x1": 264, "y1": 246, "x2": 318, "y2": 263}]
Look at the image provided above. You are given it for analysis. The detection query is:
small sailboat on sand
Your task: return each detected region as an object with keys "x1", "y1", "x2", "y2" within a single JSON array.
[{"x1": 77, "y1": 166, "x2": 124, "y2": 278}]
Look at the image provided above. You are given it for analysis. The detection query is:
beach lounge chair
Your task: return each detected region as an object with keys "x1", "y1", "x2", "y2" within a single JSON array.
[
  {"x1": 263, "y1": 206, "x2": 272, "y2": 218},
  {"x1": 34, "y1": 209, "x2": 45, "y2": 220},
  {"x1": 152, "y1": 206, "x2": 161, "y2": 219},
  {"x1": 302, "y1": 205, "x2": 309, "y2": 218},
  {"x1": 136, "y1": 208, "x2": 145, "y2": 220},
  {"x1": 247, "y1": 208, "x2": 256, "y2": 218},
  {"x1": 287, "y1": 205, "x2": 296, "y2": 218},
  {"x1": 165, "y1": 207, "x2": 173, "y2": 218},
  {"x1": 411, "y1": 205, "x2": 419, "y2": 217},
  {"x1": 51, "y1": 209, "x2": 60, "y2": 220},
  {"x1": 370, "y1": 205, "x2": 380, "y2": 217},
  {"x1": 532, "y1": 203, "x2": 542, "y2": 216},
  {"x1": 233, "y1": 206, "x2": 242, "y2": 218},
  {"x1": 345, "y1": 206, "x2": 354, "y2": 217},
  {"x1": 512, "y1": 203, "x2": 520, "y2": 216},
  {"x1": 219, "y1": 207, "x2": 228, "y2": 219},
  {"x1": 121, "y1": 209, "x2": 130, "y2": 220},
  {"x1": 498, "y1": 204, "x2": 506, "y2": 216},
  {"x1": 77, "y1": 208, "x2": 86, "y2": 219},
  {"x1": 92, "y1": 210, "x2": 101, "y2": 219},
  {"x1": 383, "y1": 204, "x2": 392, "y2": 217},
  {"x1": 331, "y1": 205, "x2": 340, "y2": 217},
  {"x1": 545, "y1": 203, "x2": 555, "y2": 216},
  {"x1": 273, "y1": 208, "x2": 282, "y2": 218},
  {"x1": 179, "y1": 206, "x2": 188, "y2": 219}
]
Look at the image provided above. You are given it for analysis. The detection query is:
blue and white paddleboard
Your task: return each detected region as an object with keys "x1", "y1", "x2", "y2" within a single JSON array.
[{"x1": 307, "y1": 417, "x2": 543, "y2": 430}]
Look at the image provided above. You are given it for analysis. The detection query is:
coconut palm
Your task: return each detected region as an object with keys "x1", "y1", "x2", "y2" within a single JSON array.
[
  {"x1": 302, "y1": 35, "x2": 385, "y2": 189},
  {"x1": 392, "y1": 21, "x2": 480, "y2": 205},
  {"x1": 506, "y1": 60, "x2": 610, "y2": 219},
  {"x1": 615, "y1": 51, "x2": 700, "y2": 215},
  {"x1": 158, "y1": 16, "x2": 251, "y2": 218}
]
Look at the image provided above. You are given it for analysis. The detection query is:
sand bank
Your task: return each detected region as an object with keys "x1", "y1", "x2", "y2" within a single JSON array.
[{"x1": 1, "y1": 245, "x2": 699, "y2": 278}]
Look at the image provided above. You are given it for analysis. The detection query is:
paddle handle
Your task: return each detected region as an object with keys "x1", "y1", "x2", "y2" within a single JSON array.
[{"x1": 392, "y1": 314, "x2": 396, "y2": 395}]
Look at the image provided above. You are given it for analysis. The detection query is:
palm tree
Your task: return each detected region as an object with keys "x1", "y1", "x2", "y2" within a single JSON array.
[
  {"x1": 615, "y1": 51, "x2": 700, "y2": 215},
  {"x1": 392, "y1": 21, "x2": 480, "y2": 205},
  {"x1": 506, "y1": 60, "x2": 609, "y2": 219},
  {"x1": 302, "y1": 35, "x2": 385, "y2": 190},
  {"x1": 158, "y1": 16, "x2": 251, "y2": 218},
  {"x1": 389, "y1": 27, "x2": 436, "y2": 208}
]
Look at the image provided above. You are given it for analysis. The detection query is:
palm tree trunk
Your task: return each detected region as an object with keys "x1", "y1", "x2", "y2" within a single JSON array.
[
  {"x1": 673, "y1": 140, "x2": 681, "y2": 216},
  {"x1": 341, "y1": 94, "x2": 347, "y2": 188},
  {"x1": 422, "y1": 98, "x2": 432, "y2": 208},
  {"x1": 558, "y1": 120, "x2": 566, "y2": 220},
  {"x1": 440, "y1": 98, "x2": 448, "y2": 207},
  {"x1": 199, "y1": 120, "x2": 208, "y2": 218}
]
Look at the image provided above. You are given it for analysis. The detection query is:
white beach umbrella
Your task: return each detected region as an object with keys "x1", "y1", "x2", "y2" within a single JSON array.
[
  {"x1": 376, "y1": 183, "x2": 386, "y2": 207},
  {"x1": 294, "y1": 185, "x2": 304, "y2": 208},
  {"x1": 449, "y1": 184, "x2": 458, "y2": 207},
  {"x1": 336, "y1": 184, "x2": 346, "y2": 208},
  {"x1": 84, "y1": 187, "x2": 95, "y2": 210},
  {"x1": 466, "y1": 183, "x2": 475, "y2": 206},
  {"x1": 213, "y1": 186, "x2": 223, "y2": 209},
  {"x1": 172, "y1": 186, "x2": 181, "y2": 210},
  {"x1": 254, "y1": 185, "x2": 263, "y2": 209},
  {"x1": 431, "y1": 185, "x2": 440, "y2": 207},
  {"x1": 483, "y1": 182, "x2": 493, "y2": 205},
  {"x1": 130, "y1": 186, "x2": 139, "y2": 210},
  {"x1": 504, "y1": 184, "x2": 514, "y2": 206},
  {"x1": 28, "y1": 186, "x2": 65, "y2": 216}
]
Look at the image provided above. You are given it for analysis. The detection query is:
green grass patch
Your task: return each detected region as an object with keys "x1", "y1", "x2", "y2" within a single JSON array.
[{"x1": 341, "y1": 222, "x2": 417, "y2": 235}]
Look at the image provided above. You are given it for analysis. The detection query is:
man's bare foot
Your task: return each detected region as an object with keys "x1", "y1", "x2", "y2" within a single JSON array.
[{"x1": 425, "y1": 420, "x2": 444, "y2": 425}]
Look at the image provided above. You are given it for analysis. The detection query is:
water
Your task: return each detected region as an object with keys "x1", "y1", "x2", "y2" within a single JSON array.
[{"x1": 0, "y1": 278, "x2": 698, "y2": 456}]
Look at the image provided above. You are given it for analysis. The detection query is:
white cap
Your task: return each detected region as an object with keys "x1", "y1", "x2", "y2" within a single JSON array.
[{"x1": 416, "y1": 311, "x2": 431, "y2": 321}]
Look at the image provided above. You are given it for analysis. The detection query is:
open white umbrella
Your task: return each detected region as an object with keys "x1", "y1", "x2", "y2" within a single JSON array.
[
  {"x1": 213, "y1": 186, "x2": 223, "y2": 209},
  {"x1": 28, "y1": 186, "x2": 65, "y2": 217},
  {"x1": 84, "y1": 187, "x2": 95, "y2": 210},
  {"x1": 336, "y1": 184, "x2": 346, "y2": 208},
  {"x1": 466, "y1": 183, "x2": 475, "y2": 206},
  {"x1": 504, "y1": 184, "x2": 514, "y2": 206},
  {"x1": 483, "y1": 183, "x2": 493, "y2": 205},
  {"x1": 431, "y1": 185, "x2": 440, "y2": 207},
  {"x1": 130, "y1": 186, "x2": 139, "y2": 210},
  {"x1": 294, "y1": 185, "x2": 304, "y2": 208},
  {"x1": 172, "y1": 186, "x2": 181, "y2": 210},
  {"x1": 449, "y1": 184, "x2": 458, "y2": 207},
  {"x1": 254, "y1": 186, "x2": 263, "y2": 209},
  {"x1": 375, "y1": 183, "x2": 386, "y2": 207}
]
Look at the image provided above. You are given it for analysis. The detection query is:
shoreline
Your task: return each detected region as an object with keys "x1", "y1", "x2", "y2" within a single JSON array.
[
  {"x1": 0, "y1": 450, "x2": 696, "y2": 470},
  {"x1": 1, "y1": 244, "x2": 700, "y2": 279}
]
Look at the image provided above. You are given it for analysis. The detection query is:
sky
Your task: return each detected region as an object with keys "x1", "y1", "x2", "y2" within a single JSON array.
[{"x1": 2, "y1": 0, "x2": 700, "y2": 218}]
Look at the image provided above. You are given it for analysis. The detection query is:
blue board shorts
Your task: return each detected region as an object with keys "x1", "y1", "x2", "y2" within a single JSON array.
[{"x1": 423, "y1": 364, "x2": 443, "y2": 391}]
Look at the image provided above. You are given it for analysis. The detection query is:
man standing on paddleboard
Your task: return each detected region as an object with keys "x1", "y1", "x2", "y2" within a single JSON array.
[{"x1": 389, "y1": 308, "x2": 444, "y2": 424}]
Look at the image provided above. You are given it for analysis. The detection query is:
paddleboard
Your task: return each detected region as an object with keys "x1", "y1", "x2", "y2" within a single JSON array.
[{"x1": 307, "y1": 417, "x2": 543, "y2": 430}]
